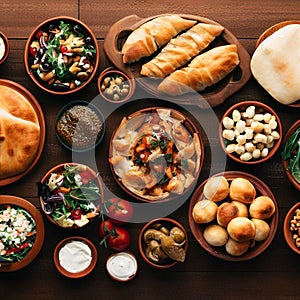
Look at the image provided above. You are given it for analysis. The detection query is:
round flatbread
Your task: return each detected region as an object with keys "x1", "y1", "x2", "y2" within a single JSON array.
[
  {"x1": 0, "y1": 110, "x2": 40, "y2": 179},
  {"x1": 0, "y1": 85, "x2": 39, "y2": 124},
  {"x1": 251, "y1": 24, "x2": 300, "y2": 105}
]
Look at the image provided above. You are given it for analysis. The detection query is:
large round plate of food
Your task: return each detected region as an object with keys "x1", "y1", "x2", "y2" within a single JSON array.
[
  {"x1": 109, "y1": 107, "x2": 204, "y2": 202},
  {"x1": 0, "y1": 195, "x2": 44, "y2": 272},
  {"x1": 103, "y1": 14, "x2": 251, "y2": 108}
]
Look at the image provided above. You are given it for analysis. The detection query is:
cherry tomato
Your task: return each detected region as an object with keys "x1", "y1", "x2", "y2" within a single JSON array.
[
  {"x1": 35, "y1": 30, "x2": 44, "y2": 39},
  {"x1": 29, "y1": 46, "x2": 38, "y2": 56},
  {"x1": 106, "y1": 226, "x2": 130, "y2": 251},
  {"x1": 107, "y1": 198, "x2": 133, "y2": 225},
  {"x1": 99, "y1": 220, "x2": 114, "y2": 239},
  {"x1": 59, "y1": 45, "x2": 70, "y2": 54},
  {"x1": 71, "y1": 209, "x2": 82, "y2": 220}
]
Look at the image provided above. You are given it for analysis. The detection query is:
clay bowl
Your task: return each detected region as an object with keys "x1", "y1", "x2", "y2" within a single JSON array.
[
  {"x1": 283, "y1": 202, "x2": 300, "y2": 255},
  {"x1": 255, "y1": 20, "x2": 300, "y2": 108},
  {"x1": 106, "y1": 251, "x2": 138, "y2": 282},
  {"x1": 138, "y1": 218, "x2": 188, "y2": 269},
  {"x1": 39, "y1": 162, "x2": 103, "y2": 229},
  {"x1": 55, "y1": 100, "x2": 105, "y2": 152},
  {"x1": 109, "y1": 107, "x2": 204, "y2": 203},
  {"x1": 281, "y1": 119, "x2": 300, "y2": 191},
  {"x1": 0, "y1": 195, "x2": 44, "y2": 272},
  {"x1": 53, "y1": 236, "x2": 98, "y2": 278},
  {"x1": 98, "y1": 66, "x2": 136, "y2": 104},
  {"x1": 188, "y1": 171, "x2": 279, "y2": 261},
  {"x1": 219, "y1": 100, "x2": 282, "y2": 164},
  {"x1": 0, "y1": 31, "x2": 9, "y2": 65},
  {"x1": 24, "y1": 16, "x2": 99, "y2": 95}
]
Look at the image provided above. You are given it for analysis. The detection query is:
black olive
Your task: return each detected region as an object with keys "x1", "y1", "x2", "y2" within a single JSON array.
[
  {"x1": 40, "y1": 61, "x2": 52, "y2": 72},
  {"x1": 73, "y1": 24, "x2": 83, "y2": 34},
  {"x1": 85, "y1": 36, "x2": 92, "y2": 44},
  {"x1": 86, "y1": 51, "x2": 95, "y2": 60},
  {"x1": 36, "y1": 48, "x2": 46, "y2": 60},
  {"x1": 48, "y1": 24, "x2": 57, "y2": 31},
  {"x1": 51, "y1": 83, "x2": 70, "y2": 92},
  {"x1": 28, "y1": 56, "x2": 35, "y2": 66}
]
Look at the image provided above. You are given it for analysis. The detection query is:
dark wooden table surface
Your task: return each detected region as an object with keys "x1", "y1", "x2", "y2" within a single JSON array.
[{"x1": 0, "y1": 1, "x2": 300, "y2": 299}]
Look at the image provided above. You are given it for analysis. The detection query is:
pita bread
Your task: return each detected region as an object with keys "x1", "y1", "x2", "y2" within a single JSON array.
[
  {"x1": 251, "y1": 24, "x2": 300, "y2": 105},
  {"x1": 0, "y1": 109, "x2": 40, "y2": 179},
  {"x1": 0, "y1": 85, "x2": 39, "y2": 124}
]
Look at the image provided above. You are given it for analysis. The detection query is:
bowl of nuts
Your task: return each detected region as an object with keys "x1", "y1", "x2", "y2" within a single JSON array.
[
  {"x1": 283, "y1": 202, "x2": 300, "y2": 255},
  {"x1": 98, "y1": 67, "x2": 135, "y2": 103},
  {"x1": 219, "y1": 101, "x2": 282, "y2": 164}
]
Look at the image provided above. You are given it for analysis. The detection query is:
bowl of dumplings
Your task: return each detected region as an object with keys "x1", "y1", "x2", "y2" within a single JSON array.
[
  {"x1": 108, "y1": 107, "x2": 204, "y2": 202},
  {"x1": 188, "y1": 171, "x2": 278, "y2": 261}
]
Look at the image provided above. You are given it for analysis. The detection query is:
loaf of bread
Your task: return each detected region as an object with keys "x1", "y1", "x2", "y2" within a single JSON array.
[
  {"x1": 140, "y1": 23, "x2": 224, "y2": 77},
  {"x1": 122, "y1": 15, "x2": 196, "y2": 63},
  {"x1": 157, "y1": 44, "x2": 239, "y2": 96}
]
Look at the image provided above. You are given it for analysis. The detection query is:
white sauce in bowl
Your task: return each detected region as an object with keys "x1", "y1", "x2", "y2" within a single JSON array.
[
  {"x1": 59, "y1": 240, "x2": 92, "y2": 273},
  {"x1": 0, "y1": 36, "x2": 5, "y2": 61},
  {"x1": 106, "y1": 252, "x2": 137, "y2": 281}
]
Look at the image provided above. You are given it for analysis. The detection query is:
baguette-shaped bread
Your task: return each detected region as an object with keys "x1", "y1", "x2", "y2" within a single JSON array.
[
  {"x1": 122, "y1": 15, "x2": 196, "y2": 64},
  {"x1": 157, "y1": 44, "x2": 239, "y2": 96},
  {"x1": 141, "y1": 23, "x2": 224, "y2": 77}
]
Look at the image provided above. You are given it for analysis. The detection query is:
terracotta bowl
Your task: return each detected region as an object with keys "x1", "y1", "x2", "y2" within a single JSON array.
[
  {"x1": 53, "y1": 236, "x2": 98, "y2": 278},
  {"x1": 24, "y1": 16, "x2": 99, "y2": 95},
  {"x1": 109, "y1": 107, "x2": 204, "y2": 203},
  {"x1": 219, "y1": 100, "x2": 282, "y2": 164},
  {"x1": 98, "y1": 67, "x2": 136, "y2": 103},
  {"x1": 138, "y1": 218, "x2": 188, "y2": 269},
  {"x1": 0, "y1": 31, "x2": 9, "y2": 65},
  {"x1": 55, "y1": 100, "x2": 105, "y2": 152},
  {"x1": 106, "y1": 251, "x2": 138, "y2": 282},
  {"x1": 39, "y1": 162, "x2": 103, "y2": 229},
  {"x1": 283, "y1": 202, "x2": 300, "y2": 255},
  {"x1": 0, "y1": 195, "x2": 44, "y2": 272},
  {"x1": 281, "y1": 119, "x2": 300, "y2": 191},
  {"x1": 188, "y1": 171, "x2": 279, "y2": 261},
  {"x1": 256, "y1": 20, "x2": 300, "y2": 108}
]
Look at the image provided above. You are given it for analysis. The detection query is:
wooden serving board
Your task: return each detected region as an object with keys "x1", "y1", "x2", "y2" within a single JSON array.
[{"x1": 103, "y1": 14, "x2": 251, "y2": 108}]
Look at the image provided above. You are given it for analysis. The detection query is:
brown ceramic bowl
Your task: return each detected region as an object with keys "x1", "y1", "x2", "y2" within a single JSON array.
[
  {"x1": 39, "y1": 162, "x2": 103, "y2": 228},
  {"x1": 281, "y1": 119, "x2": 300, "y2": 191},
  {"x1": 256, "y1": 20, "x2": 300, "y2": 108},
  {"x1": 53, "y1": 236, "x2": 98, "y2": 278},
  {"x1": 24, "y1": 16, "x2": 99, "y2": 95},
  {"x1": 188, "y1": 171, "x2": 279, "y2": 261},
  {"x1": 138, "y1": 218, "x2": 188, "y2": 269},
  {"x1": 98, "y1": 66, "x2": 136, "y2": 103},
  {"x1": 0, "y1": 195, "x2": 44, "y2": 272},
  {"x1": 109, "y1": 107, "x2": 204, "y2": 202},
  {"x1": 106, "y1": 251, "x2": 138, "y2": 282},
  {"x1": 0, "y1": 31, "x2": 9, "y2": 65},
  {"x1": 219, "y1": 101, "x2": 282, "y2": 164},
  {"x1": 283, "y1": 202, "x2": 300, "y2": 255},
  {"x1": 0, "y1": 79, "x2": 46, "y2": 186}
]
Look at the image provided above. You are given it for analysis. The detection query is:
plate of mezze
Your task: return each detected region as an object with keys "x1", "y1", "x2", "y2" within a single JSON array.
[
  {"x1": 0, "y1": 79, "x2": 46, "y2": 186},
  {"x1": 103, "y1": 14, "x2": 251, "y2": 108},
  {"x1": 188, "y1": 171, "x2": 278, "y2": 261},
  {"x1": 108, "y1": 107, "x2": 204, "y2": 202},
  {"x1": 0, "y1": 195, "x2": 45, "y2": 272}
]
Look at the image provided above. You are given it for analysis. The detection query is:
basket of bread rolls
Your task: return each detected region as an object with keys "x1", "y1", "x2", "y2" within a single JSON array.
[{"x1": 188, "y1": 171, "x2": 278, "y2": 261}]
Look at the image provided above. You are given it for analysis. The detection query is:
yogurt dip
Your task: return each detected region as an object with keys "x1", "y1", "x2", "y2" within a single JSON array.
[
  {"x1": 106, "y1": 252, "x2": 138, "y2": 281},
  {"x1": 59, "y1": 240, "x2": 92, "y2": 273},
  {"x1": 0, "y1": 36, "x2": 5, "y2": 61}
]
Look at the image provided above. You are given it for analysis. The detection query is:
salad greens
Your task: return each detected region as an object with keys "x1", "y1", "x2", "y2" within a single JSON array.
[
  {"x1": 37, "y1": 164, "x2": 101, "y2": 228},
  {"x1": 282, "y1": 126, "x2": 300, "y2": 184},
  {"x1": 0, "y1": 205, "x2": 36, "y2": 262}
]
